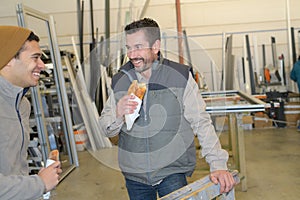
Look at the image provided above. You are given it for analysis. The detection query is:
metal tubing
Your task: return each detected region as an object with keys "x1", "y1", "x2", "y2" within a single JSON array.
[
  {"x1": 80, "y1": 0, "x2": 84, "y2": 68},
  {"x1": 175, "y1": 0, "x2": 184, "y2": 64},
  {"x1": 139, "y1": 0, "x2": 150, "y2": 19},
  {"x1": 90, "y1": 0, "x2": 95, "y2": 46}
]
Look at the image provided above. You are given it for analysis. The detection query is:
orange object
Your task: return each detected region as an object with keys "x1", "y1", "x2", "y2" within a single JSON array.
[
  {"x1": 194, "y1": 72, "x2": 199, "y2": 83},
  {"x1": 48, "y1": 149, "x2": 59, "y2": 161},
  {"x1": 74, "y1": 129, "x2": 87, "y2": 145},
  {"x1": 128, "y1": 80, "x2": 146, "y2": 100},
  {"x1": 264, "y1": 68, "x2": 271, "y2": 83}
]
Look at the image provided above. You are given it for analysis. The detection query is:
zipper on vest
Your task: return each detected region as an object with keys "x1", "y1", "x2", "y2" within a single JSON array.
[
  {"x1": 15, "y1": 93, "x2": 25, "y2": 155},
  {"x1": 144, "y1": 109, "x2": 147, "y2": 121},
  {"x1": 142, "y1": 89, "x2": 148, "y2": 121}
]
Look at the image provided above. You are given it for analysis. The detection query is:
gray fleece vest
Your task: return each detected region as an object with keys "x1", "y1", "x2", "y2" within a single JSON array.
[{"x1": 112, "y1": 58, "x2": 196, "y2": 185}]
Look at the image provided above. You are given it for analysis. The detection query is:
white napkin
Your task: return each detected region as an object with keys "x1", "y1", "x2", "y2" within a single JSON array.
[
  {"x1": 125, "y1": 94, "x2": 142, "y2": 130},
  {"x1": 43, "y1": 159, "x2": 56, "y2": 199}
]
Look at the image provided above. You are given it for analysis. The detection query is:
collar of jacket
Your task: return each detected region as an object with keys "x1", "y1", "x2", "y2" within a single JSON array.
[{"x1": 0, "y1": 76, "x2": 29, "y2": 106}]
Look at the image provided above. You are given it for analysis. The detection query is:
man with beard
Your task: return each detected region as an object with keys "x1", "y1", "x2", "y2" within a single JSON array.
[{"x1": 99, "y1": 18, "x2": 235, "y2": 200}]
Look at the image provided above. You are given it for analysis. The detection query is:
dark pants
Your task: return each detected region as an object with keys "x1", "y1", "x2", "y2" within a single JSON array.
[{"x1": 125, "y1": 173, "x2": 188, "y2": 200}]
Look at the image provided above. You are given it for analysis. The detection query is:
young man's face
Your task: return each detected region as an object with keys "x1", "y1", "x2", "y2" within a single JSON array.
[
  {"x1": 10, "y1": 40, "x2": 45, "y2": 88},
  {"x1": 125, "y1": 30, "x2": 159, "y2": 73}
]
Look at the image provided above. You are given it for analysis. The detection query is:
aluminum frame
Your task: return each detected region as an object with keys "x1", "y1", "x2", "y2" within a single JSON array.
[{"x1": 201, "y1": 90, "x2": 266, "y2": 113}]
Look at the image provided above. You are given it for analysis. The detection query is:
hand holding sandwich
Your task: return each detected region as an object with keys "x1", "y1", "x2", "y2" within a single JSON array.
[
  {"x1": 39, "y1": 150, "x2": 62, "y2": 193},
  {"x1": 38, "y1": 161, "x2": 61, "y2": 192},
  {"x1": 116, "y1": 80, "x2": 146, "y2": 130},
  {"x1": 116, "y1": 80, "x2": 146, "y2": 119},
  {"x1": 116, "y1": 94, "x2": 139, "y2": 119}
]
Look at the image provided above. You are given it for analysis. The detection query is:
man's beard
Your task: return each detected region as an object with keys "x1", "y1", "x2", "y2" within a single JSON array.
[{"x1": 130, "y1": 58, "x2": 152, "y2": 73}]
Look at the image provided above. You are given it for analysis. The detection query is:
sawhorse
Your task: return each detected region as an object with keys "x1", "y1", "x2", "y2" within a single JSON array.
[{"x1": 159, "y1": 170, "x2": 240, "y2": 200}]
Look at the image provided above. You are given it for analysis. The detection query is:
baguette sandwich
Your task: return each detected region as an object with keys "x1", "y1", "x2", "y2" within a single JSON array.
[
  {"x1": 48, "y1": 149, "x2": 59, "y2": 161},
  {"x1": 127, "y1": 80, "x2": 146, "y2": 100}
]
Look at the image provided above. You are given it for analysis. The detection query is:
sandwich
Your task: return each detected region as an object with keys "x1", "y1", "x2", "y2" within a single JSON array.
[
  {"x1": 125, "y1": 80, "x2": 146, "y2": 130},
  {"x1": 127, "y1": 80, "x2": 146, "y2": 100},
  {"x1": 48, "y1": 149, "x2": 59, "y2": 161}
]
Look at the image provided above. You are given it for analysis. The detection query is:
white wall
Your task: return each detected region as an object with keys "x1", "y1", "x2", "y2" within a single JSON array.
[{"x1": 1, "y1": 0, "x2": 299, "y2": 91}]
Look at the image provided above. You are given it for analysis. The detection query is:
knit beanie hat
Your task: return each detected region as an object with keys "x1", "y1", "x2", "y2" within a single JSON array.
[{"x1": 0, "y1": 26, "x2": 31, "y2": 70}]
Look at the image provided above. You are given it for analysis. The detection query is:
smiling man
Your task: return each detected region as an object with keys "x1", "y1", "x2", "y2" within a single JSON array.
[
  {"x1": 99, "y1": 18, "x2": 235, "y2": 200},
  {"x1": 0, "y1": 26, "x2": 62, "y2": 200}
]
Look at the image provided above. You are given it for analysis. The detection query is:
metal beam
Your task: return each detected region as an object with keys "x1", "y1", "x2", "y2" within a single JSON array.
[
  {"x1": 139, "y1": 0, "x2": 151, "y2": 19},
  {"x1": 175, "y1": 0, "x2": 184, "y2": 64}
]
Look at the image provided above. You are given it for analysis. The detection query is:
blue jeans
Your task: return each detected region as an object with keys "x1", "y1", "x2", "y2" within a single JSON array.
[{"x1": 125, "y1": 173, "x2": 188, "y2": 200}]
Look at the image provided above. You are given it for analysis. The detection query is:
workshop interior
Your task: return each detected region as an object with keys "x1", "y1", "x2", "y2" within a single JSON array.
[{"x1": 1, "y1": 0, "x2": 300, "y2": 199}]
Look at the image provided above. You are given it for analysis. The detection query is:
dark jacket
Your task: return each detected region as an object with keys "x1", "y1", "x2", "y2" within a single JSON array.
[{"x1": 290, "y1": 60, "x2": 300, "y2": 92}]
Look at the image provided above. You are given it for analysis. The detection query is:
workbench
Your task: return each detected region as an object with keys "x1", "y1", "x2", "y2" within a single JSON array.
[{"x1": 201, "y1": 90, "x2": 266, "y2": 192}]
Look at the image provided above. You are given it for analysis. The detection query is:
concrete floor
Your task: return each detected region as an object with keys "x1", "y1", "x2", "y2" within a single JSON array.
[{"x1": 52, "y1": 127, "x2": 300, "y2": 200}]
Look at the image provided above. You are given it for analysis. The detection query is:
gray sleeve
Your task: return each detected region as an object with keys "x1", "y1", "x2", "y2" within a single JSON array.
[
  {"x1": 0, "y1": 173, "x2": 45, "y2": 200},
  {"x1": 183, "y1": 73, "x2": 229, "y2": 172},
  {"x1": 99, "y1": 92, "x2": 124, "y2": 137}
]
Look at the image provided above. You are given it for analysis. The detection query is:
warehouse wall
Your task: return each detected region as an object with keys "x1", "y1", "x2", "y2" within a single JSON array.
[{"x1": 1, "y1": 0, "x2": 299, "y2": 91}]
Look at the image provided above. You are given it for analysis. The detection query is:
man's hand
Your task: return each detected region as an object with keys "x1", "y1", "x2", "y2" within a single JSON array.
[
  {"x1": 210, "y1": 170, "x2": 236, "y2": 193},
  {"x1": 38, "y1": 161, "x2": 62, "y2": 192},
  {"x1": 116, "y1": 94, "x2": 139, "y2": 118}
]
